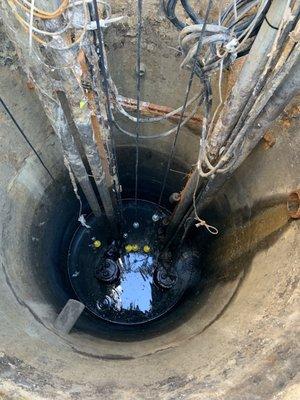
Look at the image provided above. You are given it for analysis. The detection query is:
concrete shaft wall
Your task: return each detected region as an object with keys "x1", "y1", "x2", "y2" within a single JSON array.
[{"x1": 0, "y1": 3, "x2": 299, "y2": 399}]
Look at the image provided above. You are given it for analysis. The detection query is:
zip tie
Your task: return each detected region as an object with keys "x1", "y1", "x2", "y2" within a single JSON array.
[
  {"x1": 224, "y1": 37, "x2": 239, "y2": 52},
  {"x1": 85, "y1": 16, "x2": 126, "y2": 30}
]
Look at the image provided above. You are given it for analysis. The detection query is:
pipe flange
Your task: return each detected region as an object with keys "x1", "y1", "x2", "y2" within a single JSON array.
[
  {"x1": 154, "y1": 267, "x2": 178, "y2": 290},
  {"x1": 95, "y1": 259, "x2": 120, "y2": 283}
]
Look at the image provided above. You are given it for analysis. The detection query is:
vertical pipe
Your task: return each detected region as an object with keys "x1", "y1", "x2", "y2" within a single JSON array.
[
  {"x1": 207, "y1": 0, "x2": 291, "y2": 157},
  {"x1": 0, "y1": 1, "x2": 103, "y2": 218},
  {"x1": 177, "y1": 47, "x2": 300, "y2": 243},
  {"x1": 0, "y1": 0, "x2": 118, "y2": 225},
  {"x1": 165, "y1": 0, "x2": 291, "y2": 242},
  {"x1": 57, "y1": 90, "x2": 117, "y2": 230},
  {"x1": 48, "y1": 34, "x2": 119, "y2": 230},
  {"x1": 46, "y1": 93, "x2": 102, "y2": 218}
]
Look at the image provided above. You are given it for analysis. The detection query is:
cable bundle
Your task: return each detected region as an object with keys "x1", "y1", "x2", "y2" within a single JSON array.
[
  {"x1": 164, "y1": 0, "x2": 271, "y2": 73},
  {"x1": 9, "y1": 0, "x2": 69, "y2": 19},
  {"x1": 109, "y1": 1, "x2": 271, "y2": 141},
  {"x1": 6, "y1": 0, "x2": 88, "y2": 48}
]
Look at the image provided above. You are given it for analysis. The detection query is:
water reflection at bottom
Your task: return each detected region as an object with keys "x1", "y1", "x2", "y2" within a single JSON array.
[{"x1": 68, "y1": 200, "x2": 198, "y2": 325}]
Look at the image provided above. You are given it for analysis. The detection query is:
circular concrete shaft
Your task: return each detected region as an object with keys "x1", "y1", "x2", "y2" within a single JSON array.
[{"x1": 0, "y1": 6, "x2": 299, "y2": 399}]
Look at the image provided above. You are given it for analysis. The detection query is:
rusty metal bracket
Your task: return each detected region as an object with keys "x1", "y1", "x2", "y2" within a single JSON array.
[{"x1": 287, "y1": 189, "x2": 300, "y2": 219}]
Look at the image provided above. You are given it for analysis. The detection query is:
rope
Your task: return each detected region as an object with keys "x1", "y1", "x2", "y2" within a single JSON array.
[{"x1": 194, "y1": 218, "x2": 218, "y2": 235}]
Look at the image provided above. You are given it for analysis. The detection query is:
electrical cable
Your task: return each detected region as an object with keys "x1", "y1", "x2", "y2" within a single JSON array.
[
  {"x1": 164, "y1": 0, "x2": 271, "y2": 68},
  {"x1": 157, "y1": 0, "x2": 213, "y2": 206},
  {"x1": 161, "y1": 0, "x2": 272, "y2": 180},
  {"x1": 157, "y1": 0, "x2": 271, "y2": 242},
  {"x1": 196, "y1": 0, "x2": 292, "y2": 179},
  {"x1": 0, "y1": 97, "x2": 55, "y2": 182},
  {"x1": 10, "y1": 0, "x2": 69, "y2": 19},
  {"x1": 6, "y1": 0, "x2": 277, "y2": 235},
  {"x1": 264, "y1": 15, "x2": 279, "y2": 30},
  {"x1": 59, "y1": 1, "x2": 210, "y2": 141},
  {"x1": 108, "y1": 58, "x2": 210, "y2": 139},
  {"x1": 180, "y1": 0, "x2": 202, "y2": 24},
  {"x1": 113, "y1": 102, "x2": 200, "y2": 140},
  {"x1": 91, "y1": 0, "x2": 123, "y2": 222},
  {"x1": 175, "y1": 0, "x2": 297, "y2": 244},
  {"x1": 134, "y1": 0, "x2": 143, "y2": 216},
  {"x1": 163, "y1": 0, "x2": 185, "y2": 30},
  {"x1": 7, "y1": 0, "x2": 89, "y2": 50}
]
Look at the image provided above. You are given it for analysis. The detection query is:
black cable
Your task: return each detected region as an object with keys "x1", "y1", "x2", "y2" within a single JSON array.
[
  {"x1": 91, "y1": 0, "x2": 124, "y2": 222},
  {"x1": 164, "y1": 0, "x2": 270, "y2": 71},
  {"x1": 0, "y1": 97, "x2": 55, "y2": 182},
  {"x1": 157, "y1": 0, "x2": 213, "y2": 206},
  {"x1": 89, "y1": 2, "x2": 116, "y2": 167},
  {"x1": 164, "y1": 0, "x2": 186, "y2": 30},
  {"x1": 91, "y1": 2, "x2": 115, "y2": 131},
  {"x1": 180, "y1": 0, "x2": 202, "y2": 24},
  {"x1": 264, "y1": 15, "x2": 279, "y2": 30},
  {"x1": 134, "y1": 0, "x2": 143, "y2": 216}
]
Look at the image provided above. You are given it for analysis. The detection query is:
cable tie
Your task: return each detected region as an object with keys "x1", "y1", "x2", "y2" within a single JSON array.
[
  {"x1": 224, "y1": 38, "x2": 238, "y2": 52},
  {"x1": 86, "y1": 16, "x2": 126, "y2": 30}
]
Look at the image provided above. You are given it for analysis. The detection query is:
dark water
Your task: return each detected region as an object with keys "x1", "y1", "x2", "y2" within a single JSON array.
[{"x1": 68, "y1": 200, "x2": 199, "y2": 325}]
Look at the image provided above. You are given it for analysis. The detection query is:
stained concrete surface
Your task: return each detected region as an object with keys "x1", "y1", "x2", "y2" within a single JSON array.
[{"x1": 0, "y1": 2, "x2": 299, "y2": 399}]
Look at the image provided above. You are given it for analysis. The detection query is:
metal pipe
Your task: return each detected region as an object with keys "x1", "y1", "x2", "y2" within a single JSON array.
[
  {"x1": 207, "y1": 0, "x2": 290, "y2": 157},
  {"x1": 0, "y1": 1, "x2": 104, "y2": 219},
  {"x1": 57, "y1": 90, "x2": 117, "y2": 229},
  {"x1": 173, "y1": 46, "x2": 300, "y2": 245},
  {"x1": 54, "y1": 94, "x2": 102, "y2": 217},
  {"x1": 164, "y1": 0, "x2": 292, "y2": 242},
  {"x1": 47, "y1": 34, "x2": 118, "y2": 230},
  {"x1": 0, "y1": 0, "x2": 119, "y2": 228}
]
